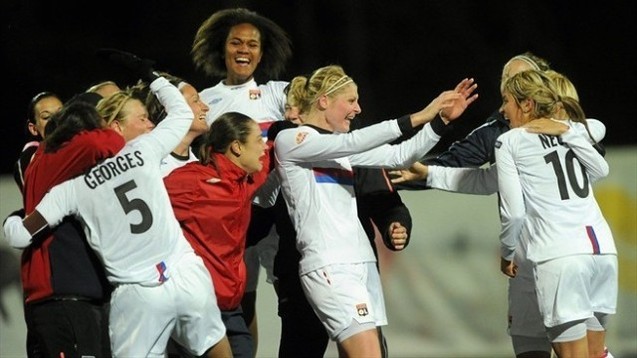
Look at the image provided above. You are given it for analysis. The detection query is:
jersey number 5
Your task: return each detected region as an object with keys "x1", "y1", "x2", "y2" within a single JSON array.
[
  {"x1": 114, "y1": 180, "x2": 153, "y2": 234},
  {"x1": 544, "y1": 149, "x2": 589, "y2": 200}
]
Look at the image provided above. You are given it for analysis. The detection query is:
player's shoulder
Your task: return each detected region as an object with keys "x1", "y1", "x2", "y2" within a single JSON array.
[
  {"x1": 199, "y1": 81, "x2": 226, "y2": 101},
  {"x1": 274, "y1": 125, "x2": 316, "y2": 150},
  {"x1": 164, "y1": 162, "x2": 211, "y2": 188},
  {"x1": 261, "y1": 80, "x2": 289, "y2": 91},
  {"x1": 167, "y1": 161, "x2": 206, "y2": 176},
  {"x1": 495, "y1": 127, "x2": 526, "y2": 148},
  {"x1": 465, "y1": 118, "x2": 508, "y2": 140}
]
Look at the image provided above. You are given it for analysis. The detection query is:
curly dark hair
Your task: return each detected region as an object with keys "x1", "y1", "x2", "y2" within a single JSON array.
[{"x1": 192, "y1": 7, "x2": 292, "y2": 80}]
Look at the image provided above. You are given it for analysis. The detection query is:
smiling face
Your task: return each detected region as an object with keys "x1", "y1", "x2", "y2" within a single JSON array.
[
  {"x1": 224, "y1": 23, "x2": 263, "y2": 85},
  {"x1": 322, "y1": 83, "x2": 361, "y2": 133},
  {"x1": 180, "y1": 83, "x2": 209, "y2": 135}
]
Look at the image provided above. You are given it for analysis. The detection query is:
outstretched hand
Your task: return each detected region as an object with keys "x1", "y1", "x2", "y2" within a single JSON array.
[
  {"x1": 439, "y1": 78, "x2": 479, "y2": 122},
  {"x1": 388, "y1": 162, "x2": 428, "y2": 184}
]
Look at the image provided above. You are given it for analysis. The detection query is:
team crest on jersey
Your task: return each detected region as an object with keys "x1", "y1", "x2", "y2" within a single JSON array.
[
  {"x1": 494, "y1": 140, "x2": 502, "y2": 148},
  {"x1": 249, "y1": 89, "x2": 261, "y2": 100},
  {"x1": 356, "y1": 303, "x2": 369, "y2": 317},
  {"x1": 295, "y1": 131, "x2": 308, "y2": 144}
]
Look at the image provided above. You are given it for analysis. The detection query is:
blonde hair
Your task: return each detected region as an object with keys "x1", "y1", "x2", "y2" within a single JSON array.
[
  {"x1": 96, "y1": 90, "x2": 138, "y2": 125},
  {"x1": 544, "y1": 70, "x2": 579, "y2": 101},
  {"x1": 286, "y1": 65, "x2": 356, "y2": 115},
  {"x1": 503, "y1": 70, "x2": 596, "y2": 142}
]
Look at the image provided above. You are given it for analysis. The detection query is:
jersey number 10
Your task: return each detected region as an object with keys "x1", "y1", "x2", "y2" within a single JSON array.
[{"x1": 544, "y1": 149, "x2": 590, "y2": 200}]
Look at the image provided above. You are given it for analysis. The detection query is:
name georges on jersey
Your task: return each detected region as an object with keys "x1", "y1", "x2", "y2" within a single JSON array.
[{"x1": 84, "y1": 151, "x2": 144, "y2": 189}]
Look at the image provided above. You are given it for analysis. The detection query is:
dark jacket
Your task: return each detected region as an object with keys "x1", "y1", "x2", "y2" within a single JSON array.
[{"x1": 396, "y1": 110, "x2": 509, "y2": 190}]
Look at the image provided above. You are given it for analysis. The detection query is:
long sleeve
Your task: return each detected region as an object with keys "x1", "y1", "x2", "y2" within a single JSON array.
[
  {"x1": 3, "y1": 216, "x2": 33, "y2": 249},
  {"x1": 4, "y1": 180, "x2": 77, "y2": 249},
  {"x1": 145, "y1": 77, "x2": 194, "y2": 158},
  {"x1": 373, "y1": 198, "x2": 413, "y2": 250},
  {"x1": 427, "y1": 164, "x2": 498, "y2": 195},
  {"x1": 495, "y1": 136, "x2": 524, "y2": 261},
  {"x1": 348, "y1": 122, "x2": 442, "y2": 168},
  {"x1": 560, "y1": 120, "x2": 608, "y2": 182},
  {"x1": 426, "y1": 113, "x2": 508, "y2": 167},
  {"x1": 395, "y1": 114, "x2": 508, "y2": 190},
  {"x1": 275, "y1": 120, "x2": 402, "y2": 163}
]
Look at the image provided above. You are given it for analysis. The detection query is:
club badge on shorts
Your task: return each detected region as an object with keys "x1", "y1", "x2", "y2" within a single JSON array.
[
  {"x1": 356, "y1": 303, "x2": 369, "y2": 317},
  {"x1": 249, "y1": 89, "x2": 261, "y2": 100}
]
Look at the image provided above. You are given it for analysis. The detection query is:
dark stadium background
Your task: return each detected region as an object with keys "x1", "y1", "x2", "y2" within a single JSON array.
[{"x1": 2, "y1": 0, "x2": 635, "y2": 175}]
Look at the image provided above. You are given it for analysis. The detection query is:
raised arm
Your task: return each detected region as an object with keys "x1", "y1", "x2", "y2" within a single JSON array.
[{"x1": 408, "y1": 78, "x2": 478, "y2": 127}]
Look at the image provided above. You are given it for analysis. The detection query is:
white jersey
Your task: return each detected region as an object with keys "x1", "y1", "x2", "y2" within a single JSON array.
[
  {"x1": 160, "y1": 148, "x2": 198, "y2": 178},
  {"x1": 200, "y1": 78, "x2": 287, "y2": 136},
  {"x1": 275, "y1": 120, "x2": 443, "y2": 274},
  {"x1": 428, "y1": 118, "x2": 607, "y2": 195},
  {"x1": 35, "y1": 77, "x2": 195, "y2": 286},
  {"x1": 495, "y1": 120, "x2": 616, "y2": 263}
]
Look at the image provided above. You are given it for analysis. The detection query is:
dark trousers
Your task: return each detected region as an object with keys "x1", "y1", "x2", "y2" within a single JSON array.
[
  {"x1": 276, "y1": 277, "x2": 329, "y2": 358},
  {"x1": 24, "y1": 299, "x2": 110, "y2": 358},
  {"x1": 222, "y1": 306, "x2": 254, "y2": 358}
]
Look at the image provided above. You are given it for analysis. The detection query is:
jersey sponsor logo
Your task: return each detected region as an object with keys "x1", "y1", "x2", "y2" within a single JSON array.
[
  {"x1": 494, "y1": 140, "x2": 502, "y2": 149},
  {"x1": 210, "y1": 98, "x2": 223, "y2": 105},
  {"x1": 356, "y1": 303, "x2": 369, "y2": 317},
  {"x1": 313, "y1": 167, "x2": 354, "y2": 185},
  {"x1": 295, "y1": 132, "x2": 308, "y2": 144},
  {"x1": 84, "y1": 150, "x2": 145, "y2": 189},
  {"x1": 249, "y1": 89, "x2": 261, "y2": 100}
]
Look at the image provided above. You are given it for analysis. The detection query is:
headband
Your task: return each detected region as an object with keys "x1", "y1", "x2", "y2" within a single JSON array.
[{"x1": 324, "y1": 76, "x2": 353, "y2": 96}]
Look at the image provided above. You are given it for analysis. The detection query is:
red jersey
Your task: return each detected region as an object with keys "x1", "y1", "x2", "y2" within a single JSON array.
[
  {"x1": 164, "y1": 151, "x2": 270, "y2": 310},
  {"x1": 21, "y1": 129, "x2": 125, "y2": 303}
]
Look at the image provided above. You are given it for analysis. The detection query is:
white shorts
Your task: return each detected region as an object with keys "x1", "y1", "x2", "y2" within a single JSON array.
[
  {"x1": 300, "y1": 262, "x2": 387, "y2": 342},
  {"x1": 535, "y1": 254, "x2": 617, "y2": 328},
  {"x1": 109, "y1": 252, "x2": 226, "y2": 357}
]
